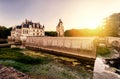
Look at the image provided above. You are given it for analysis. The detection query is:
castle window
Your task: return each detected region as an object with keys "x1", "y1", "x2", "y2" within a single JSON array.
[
  {"x1": 37, "y1": 33, "x2": 39, "y2": 36},
  {"x1": 37, "y1": 30, "x2": 39, "y2": 32},
  {"x1": 27, "y1": 30, "x2": 28, "y2": 34},
  {"x1": 23, "y1": 30, "x2": 24, "y2": 34},
  {"x1": 25, "y1": 30, "x2": 26, "y2": 34},
  {"x1": 33, "y1": 33, "x2": 35, "y2": 35},
  {"x1": 33, "y1": 30, "x2": 35, "y2": 32}
]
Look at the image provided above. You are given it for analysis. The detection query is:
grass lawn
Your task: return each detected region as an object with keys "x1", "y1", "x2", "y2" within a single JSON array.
[{"x1": 0, "y1": 48, "x2": 93, "y2": 79}]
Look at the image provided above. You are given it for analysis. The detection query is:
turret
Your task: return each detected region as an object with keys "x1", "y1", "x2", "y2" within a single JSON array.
[{"x1": 56, "y1": 19, "x2": 64, "y2": 37}]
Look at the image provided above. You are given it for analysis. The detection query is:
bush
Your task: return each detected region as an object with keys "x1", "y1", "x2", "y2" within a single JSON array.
[{"x1": 96, "y1": 47, "x2": 111, "y2": 56}]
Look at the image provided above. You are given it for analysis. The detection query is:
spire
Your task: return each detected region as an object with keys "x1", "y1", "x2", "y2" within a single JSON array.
[
  {"x1": 25, "y1": 18, "x2": 29, "y2": 24},
  {"x1": 25, "y1": 18, "x2": 27, "y2": 23},
  {"x1": 42, "y1": 25, "x2": 45, "y2": 29},
  {"x1": 59, "y1": 19, "x2": 62, "y2": 23}
]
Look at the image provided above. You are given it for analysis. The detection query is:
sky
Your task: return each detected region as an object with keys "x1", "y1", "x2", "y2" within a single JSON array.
[{"x1": 0, "y1": 0, "x2": 120, "y2": 31}]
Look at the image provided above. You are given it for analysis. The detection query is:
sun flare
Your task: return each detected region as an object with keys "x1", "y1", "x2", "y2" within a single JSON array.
[{"x1": 79, "y1": 19, "x2": 102, "y2": 29}]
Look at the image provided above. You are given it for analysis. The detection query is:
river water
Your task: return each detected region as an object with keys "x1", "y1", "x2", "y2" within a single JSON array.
[
  {"x1": 94, "y1": 57, "x2": 120, "y2": 79},
  {"x1": 9, "y1": 44, "x2": 120, "y2": 79}
]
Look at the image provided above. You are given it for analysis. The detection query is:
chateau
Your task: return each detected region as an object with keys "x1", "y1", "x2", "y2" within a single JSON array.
[
  {"x1": 9, "y1": 19, "x2": 45, "y2": 42},
  {"x1": 8, "y1": 19, "x2": 65, "y2": 42}
]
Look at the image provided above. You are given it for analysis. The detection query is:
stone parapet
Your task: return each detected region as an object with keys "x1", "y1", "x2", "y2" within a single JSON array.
[{"x1": 25, "y1": 37, "x2": 97, "y2": 59}]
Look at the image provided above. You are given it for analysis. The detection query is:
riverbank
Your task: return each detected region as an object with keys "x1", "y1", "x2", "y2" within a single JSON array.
[
  {"x1": 0, "y1": 39, "x2": 10, "y2": 48},
  {"x1": 94, "y1": 45, "x2": 120, "y2": 79},
  {"x1": 0, "y1": 48, "x2": 93, "y2": 79}
]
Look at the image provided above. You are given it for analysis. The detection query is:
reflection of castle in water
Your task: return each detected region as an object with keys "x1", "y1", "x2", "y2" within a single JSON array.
[{"x1": 8, "y1": 19, "x2": 64, "y2": 42}]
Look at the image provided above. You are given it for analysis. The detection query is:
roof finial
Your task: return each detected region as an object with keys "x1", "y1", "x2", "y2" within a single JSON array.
[{"x1": 59, "y1": 19, "x2": 62, "y2": 23}]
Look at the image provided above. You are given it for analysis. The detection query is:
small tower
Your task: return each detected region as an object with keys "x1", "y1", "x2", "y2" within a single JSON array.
[
  {"x1": 25, "y1": 19, "x2": 29, "y2": 24},
  {"x1": 56, "y1": 19, "x2": 64, "y2": 37}
]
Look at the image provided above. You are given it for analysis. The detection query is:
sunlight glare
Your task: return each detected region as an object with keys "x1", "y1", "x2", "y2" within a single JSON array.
[{"x1": 80, "y1": 19, "x2": 102, "y2": 29}]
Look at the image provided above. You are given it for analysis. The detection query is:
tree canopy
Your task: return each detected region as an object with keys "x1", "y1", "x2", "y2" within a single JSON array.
[
  {"x1": 102, "y1": 13, "x2": 120, "y2": 36},
  {"x1": 45, "y1": 31, "x2": 57, "y2": 36},
  {"x1": 0, "y1": 26, "x2": 11, "y2": 38},
  {"x1": 64, "y1": 29, "x2": 99, "y2": 37}
]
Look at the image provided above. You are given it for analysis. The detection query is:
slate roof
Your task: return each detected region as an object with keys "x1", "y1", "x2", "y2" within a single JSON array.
[
  {"x1": 15, "y1": 19, "x2": 44, "y2": 29},
  {"x1": 16, "y1": 25, "x2": 22, "y2": 29}
]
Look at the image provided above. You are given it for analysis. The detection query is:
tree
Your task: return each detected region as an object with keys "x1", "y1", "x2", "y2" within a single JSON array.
[
  {"x1": 45, "y1": 31, "x2": 57, "y2": 36},
  {"x1": 64, "y1": 29, "x2": 99, "y2": 37},
  {"x1": 102, "y1": 13, "x2": 120, "y2": 36},
  {"x1": 0, "y1": 26, "x2": 11, "y2": 38}
]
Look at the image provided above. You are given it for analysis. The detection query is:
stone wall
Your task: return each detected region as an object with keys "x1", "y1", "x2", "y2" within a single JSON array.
[
  {"x1": 106, "y1": 37, "x2": 120, "y2": 47},
  {"x1": 25, "y1": 37, "x2": 97, "y2": 59}
]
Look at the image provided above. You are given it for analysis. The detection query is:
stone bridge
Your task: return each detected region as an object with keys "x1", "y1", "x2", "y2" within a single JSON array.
[{"x1": 25, "y1": 37, "x2": 97, "y2": 62}]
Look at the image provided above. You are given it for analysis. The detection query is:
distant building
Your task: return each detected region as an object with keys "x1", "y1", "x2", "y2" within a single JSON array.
[
  {"x1": 9, "y1": 19, "x2": 45, "y2": 42},
  {"x1": 56, "y1": 19, "x2": 64, "y2": 37}
]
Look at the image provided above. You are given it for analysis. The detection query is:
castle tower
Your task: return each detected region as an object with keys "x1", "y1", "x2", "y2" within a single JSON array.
[{"x1": 56, "y1": 19, "x2": 64, "y2": 37}]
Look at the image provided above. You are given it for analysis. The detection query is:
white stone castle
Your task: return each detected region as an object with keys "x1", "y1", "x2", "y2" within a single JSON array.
[
  {"x1": 8, "y1": 19, "x2": 64, "y2": 42},
  {"x1": 9, "y1": 19, "x2": 45, "y2": 42}
]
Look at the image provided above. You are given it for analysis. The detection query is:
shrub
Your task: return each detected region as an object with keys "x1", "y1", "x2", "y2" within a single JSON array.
[{"x1": 96, "y1": 47, "x2": 111, "y2": 56}]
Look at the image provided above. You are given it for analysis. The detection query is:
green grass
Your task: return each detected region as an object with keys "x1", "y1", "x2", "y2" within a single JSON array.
[
  {"x1": 0, "y1": 60, "x2": 30, "y2": 72},
  {"x1": 96, "y1": 47, "x2": 111, "y2": 57},
  {"x1": 0, "y1": 48, "x2": 93, "y2": 79},
  {"x1": 0, "y1": 48, "x2": 50, "y2": 64}
]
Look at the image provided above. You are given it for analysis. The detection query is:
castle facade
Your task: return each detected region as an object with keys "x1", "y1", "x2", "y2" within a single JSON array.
[{"x1": 9, "y1": 19, "x2": 45, "y2": 42}]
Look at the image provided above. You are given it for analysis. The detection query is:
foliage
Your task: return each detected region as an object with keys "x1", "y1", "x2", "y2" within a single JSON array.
[
  {"x1": 96, "y1": 47, "x2": 111, "y2": 56},
  {"x1": 102, "y1": 13, "x2": 120, "y2": 36},
  {"x1": 45, "y1": 31, "x2": 57, "y2": 36},
  {"x1": 0, "y1": 26, "x2": 12, "y2": 38},
  {"x1": 64, "y1": 29, "x2": 99, "y2": 37}
]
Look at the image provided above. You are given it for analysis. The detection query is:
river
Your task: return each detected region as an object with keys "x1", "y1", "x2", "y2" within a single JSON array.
[{"x1": 94, "y1": 57, "x2": 120, "y2": 79}]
